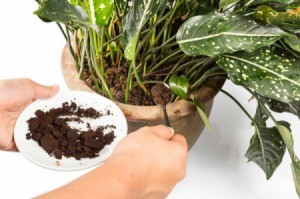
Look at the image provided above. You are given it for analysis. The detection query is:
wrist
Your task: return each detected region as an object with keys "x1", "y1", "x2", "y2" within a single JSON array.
[{"x1": 100, "y1": 154, "x2": 144, "y2": 199}]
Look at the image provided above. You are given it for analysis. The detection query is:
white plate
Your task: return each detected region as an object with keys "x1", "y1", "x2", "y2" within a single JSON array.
[{"x1": 14, "y1": 91, "x2": 127, "y2": 171}]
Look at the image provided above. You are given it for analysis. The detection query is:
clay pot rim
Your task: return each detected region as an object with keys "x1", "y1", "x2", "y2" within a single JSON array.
[{"x1": 61, "y1": 45, "x2": 225, "y2": 122}]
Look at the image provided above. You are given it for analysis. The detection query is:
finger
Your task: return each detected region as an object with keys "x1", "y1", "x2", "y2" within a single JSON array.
[
  {"x1": 170, "y1": 134, "x2": 188, "y2": 152},
  {"x1": 9, "y1": 142, "x2": 18, "y2": 152},
  {"x1": 31, "y1": 81, "x2": 59, "y2": 100},
  {"x1": 1, "y1": 141, "x2": 18, "y2": 152},
  {"x1": 149, "y1": 125, "x2": 175, "y2": 140}
]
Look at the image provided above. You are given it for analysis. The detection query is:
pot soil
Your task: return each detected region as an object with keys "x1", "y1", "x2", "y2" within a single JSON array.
[{"x1": 61, "y1": 46, "x2": 224, "y2": 149}]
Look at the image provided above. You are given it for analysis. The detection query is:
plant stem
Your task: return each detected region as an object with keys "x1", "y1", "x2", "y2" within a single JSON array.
[
  {"x1": 153, "y1": 0, "x2": 183, "y2": 46},
  {"x1": 280, "y1": 41, "x2": 300, "y2": 59},
  {"x1": 99, "y1": 27, "x2": 105, "y2": 75},
  {"x1": 143, "y1": 36, "x2": 176, "y2": 58},
  {"x1": 78, "y1": 29, "x2": 88, "y2": 77},
  {"x1": 85, "y1": 44, "x2": 101, "y2": 93},
  {"x1": 173, "y1": 58, "x2": 207, "y2": 74},
  {"x1": 89, "y1": 29, "x2": 113, "y2": 99},
  {"x1": 65, "y1": 26, "x2": 79, "y2": 70},
  {"x1": 190, "y1": 57, "x2": 216, "y2": 82},
  {"x1": 89, "y1": 29, "x2": 100, "y2": 64},
  {"x1": 208, "y1": 85, "x2": 254, "y2": 122},
  {"x1": 185, "y1": 58, "x2": 210, "y2": 77},
  {"x1": 246, "y1": 89, "x2": 277, "y2": 122},
  {"x1": 136, "y1": 12, "x2": 172, "y2": 63},
  {"x1": 148, "y1": 50, "x2": 182, "y2": 72},
  {"x1": 124, "y1": 0, "x2": 130, "y2": 15},
  {"x1": 125, "y1": 63, "x2": 133, "y2": 103},
  {"x1": 103, "y1": 34, "x2": 123, "y2": 47},
  {"x1": 164, "y1": 55, "x2": 189, "y2": 81},
  {"x1": 114, "y1": 0, "x2": 122, "y2": 22},
  {"x1": 56, "y1": 22, "x2": 68, "y2": 41},
  {"x1": 132, "y1": 59, "x2": 148, "y2": 94},
  {"x1": 191, "y1": 67, "x2": 225, "y2": 90}
]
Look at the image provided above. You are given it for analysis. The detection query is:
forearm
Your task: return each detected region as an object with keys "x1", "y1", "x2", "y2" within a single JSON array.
[
  {"x1": 39, "y1": 155, "x2": 139, "y2": 199},
  {"x1": 38, "y1": 156, "x2": 140, "y2": 199}
]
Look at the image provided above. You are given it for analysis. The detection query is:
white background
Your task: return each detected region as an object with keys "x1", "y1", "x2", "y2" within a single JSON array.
[{"x1": 0, "y1": 1, "x2": 299, "y2": 198}]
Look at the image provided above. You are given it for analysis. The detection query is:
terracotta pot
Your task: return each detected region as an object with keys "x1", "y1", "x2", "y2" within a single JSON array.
[{"x1": 61, "y1": 46, "x2": 223, "y2": 149}]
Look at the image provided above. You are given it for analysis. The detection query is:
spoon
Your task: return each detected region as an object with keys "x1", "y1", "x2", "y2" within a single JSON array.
[{"x1": 151, "y1": 83, "x2": 172, "y2": 127}]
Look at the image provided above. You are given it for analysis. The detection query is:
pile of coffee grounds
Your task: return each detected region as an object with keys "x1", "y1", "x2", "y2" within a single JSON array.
[
  {"x1": 151, "y1": 83, "x2": 172, "y2": 105},
  {"x1": 26, "y1": 101, "x2": 116, "y2": 160}
]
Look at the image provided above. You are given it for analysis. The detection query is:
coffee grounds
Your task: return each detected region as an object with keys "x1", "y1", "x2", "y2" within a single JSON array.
[
  {"x1": 26, "y1": 101, "x2": 116, "y2": 160},
  {"x1": 151, "y1": 83, "x2": 172, "y2": 105}
]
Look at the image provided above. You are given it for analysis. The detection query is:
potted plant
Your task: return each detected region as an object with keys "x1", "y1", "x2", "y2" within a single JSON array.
[{"x1": 34, "y1": 0, "x2": 300, "y2": 196}]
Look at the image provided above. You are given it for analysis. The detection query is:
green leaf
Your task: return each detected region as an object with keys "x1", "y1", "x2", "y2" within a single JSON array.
[
  {"x1": 124, "y1": 33, "x2": 139, "y2": 60},
  {"x1": 255, "y1": 5, "x2": 300, "y2": 30},
  {"x1": 276, "y1": 124, "x2": 300, "y2": 197},
  {"x1": 284, "y1": 36, "x2": 300, "y2": 53},
  {"x1": 192, "y1": 96, "x2": 212, "y2": 132},
  {"x1": 69, "y1": 0, "x2": 85, "y2": 7},
  {"x1": 244, "y1": 0, "x2": 294, "y2": 7},
  {"x1": 69, "y1": 0, "x2": 77, "y2": 4},
  {"x1": 109, "y1": 41, "x2": 122, "y2": 54},
  {"x1": 260, "y1": 96, "x2": 300, "y2": 119},
  {"x1": 253, "y1": 103, "x2": 269, "y2": 127},
  {"x1": 185, "y1": 0, "x2": 199, "y2": 11},
  {"x1": 169, "y1": 75, "x2": 190, "y2": 100},
  {"x1": 176, "y1": 13, "x2": 288, "y2": 57},
  {"x1": 219, "y1": 0, "x2": 240, "y2": 8},
  {"x1": 35, "y1": 0, "x2": 89, "y2": 26},
  {"x1": 216, "y1": 46, "x2": 300, "y2": 103},
  {"x1": 245, "y1": 125, "x2": 286, "y2": 179},
  {"x1": 84, "y1": 0, "x2": 114, "y2": 26},
  {"x1": 122, "y1": 0, "x2": 166, "y2": 59}
]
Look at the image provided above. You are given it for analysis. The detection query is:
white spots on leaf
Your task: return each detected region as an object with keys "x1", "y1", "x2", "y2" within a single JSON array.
[{"x1": 99, "y1": 3, "x2": 105, "y2": 9}]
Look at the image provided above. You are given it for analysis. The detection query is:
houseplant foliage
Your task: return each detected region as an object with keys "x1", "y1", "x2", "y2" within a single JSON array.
[{"x1": 34, "y1": 0, "x2": 300, "y2": 196}]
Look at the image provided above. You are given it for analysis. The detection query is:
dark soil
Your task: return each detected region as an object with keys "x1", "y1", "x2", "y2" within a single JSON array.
[
  {"x1": 26, "y1": 101, "x2": 116, "y2": 160},
  {"x1": 82, "y1": 60, "x2": 161, "y2": 106},
  {"x1": 151, "y1": 83, "x2": 172, "y2": 105}
]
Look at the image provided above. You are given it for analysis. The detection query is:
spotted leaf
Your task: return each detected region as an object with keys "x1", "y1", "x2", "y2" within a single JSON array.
[
  {"x1": 69, "y1": 0, "x2": 85, "y2": 7},
  {"x1": 253, "y1": 103, "x2": 269, "y2": 127},
  {"x1": 84, "y1": 0, "x2": 113, "y2": 26},
  {"x1": 122, "y1": 0, "x2": 166, "y2": 59},
  {"x1": 124, "y1": 33, "x2": 139, "y2": 61},
  {"x1": 216, "y1": 46, "x2": 300, "y2": 103},
  {"x1": 255, "y1": 5, "x2": 300, "y2": 30},
  {"x1": 245, "y1": 125, "x2": 286, "y2": 179},
  {"x1": 176, "y1": 13, "x2": 288, "y2": 57},
  {"x1": 244, "y1": 0, "x2": 294, "y2": 6},
  {"x1": 260, "y1": 96, "x2": 300, "y2": 119},
  {"x1": 35, "y1": 0, "x2": 89, "y2": 26},
  {"x1": 219, "y1": 0, "x2": 240, "y2": 8},
  {"x1": 276, "y1": 123, "x2": 300, "y2": 197},
  {"x1": 284, "y1": 36, "x2": 300, "y2": 53}
]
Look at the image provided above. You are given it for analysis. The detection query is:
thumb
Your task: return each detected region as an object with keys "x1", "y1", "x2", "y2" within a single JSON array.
[
  {"x1": 170, "y1": 134, "x2": 188, "y2": 152},
  {"x1": 31, "y1": 81, "x2": 59, "y2": 100},
  {"x1": 149, "y1": 125, "x2": 175, "y2": 140}
]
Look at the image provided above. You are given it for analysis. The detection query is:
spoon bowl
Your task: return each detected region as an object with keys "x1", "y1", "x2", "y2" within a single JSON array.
[{"x1": 151, "y1": 83, "x2": 172, "y2": 127}]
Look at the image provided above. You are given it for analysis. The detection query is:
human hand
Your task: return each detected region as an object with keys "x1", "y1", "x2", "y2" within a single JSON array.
[
  {"x1": 37, "y1": 127, "x2": 187, "y2": 199},
  {"x1": 109, "y1": 125, "x2": 188, "y2": 199},
  {"x1": 0, "y1": 79, "x2": 59, "y2": 151}
]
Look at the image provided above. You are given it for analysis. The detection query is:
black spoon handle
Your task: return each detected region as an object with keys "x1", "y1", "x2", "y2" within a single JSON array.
[{"x1": 162, "y1": 104, "x2": 171, "y2": 127}]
